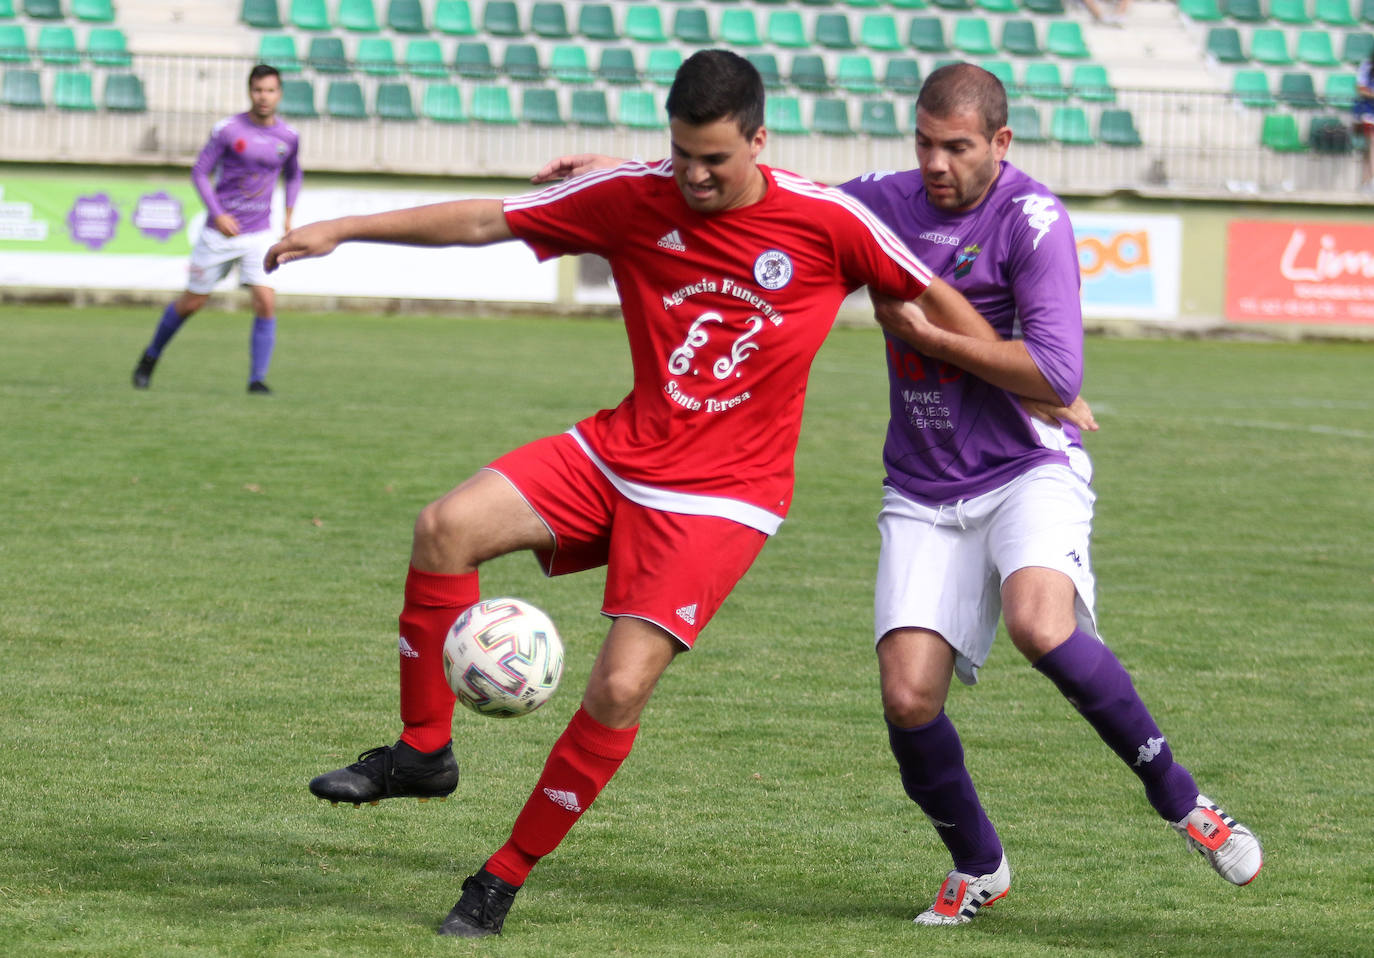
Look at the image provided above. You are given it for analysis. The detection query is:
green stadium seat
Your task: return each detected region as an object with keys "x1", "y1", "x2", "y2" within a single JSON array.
[
  {"x1": 1021, "y1": 0, "x2": 1064, "y2": 11},
  {"x1": 1361, "y1": 0, "x2": 1374, "y2": 22},
  {"x1": 1023, "y1": 61, "x2": 1067, "y2": 99},
  {"x1": 813, "y1": 97, "x2": 853, "y2": 135},
  {"x1": 646, "y1": 47, "x2": 682, "y2": 85},
  {"x1": 1317, "y1": 0, "x2": 1358, "y2": 24},
  {"x1": 1177, "y1": 0, "x2": 1224, "y2": 20},
  {"x1": 502, "y1": 42, "x2": 542, "y2": 81},
  {"x1": 356, "y1": 37, "x2": 399, "y2": 76},
  {"x1": 578, "y1": 3, "x2": 617, "y2": 40},
  {"x1": 1279, "y1": 70, "x2": 1321, "y2": 107},
  {"x1": 0, "y1": 0, "x2": 14, "y2": 19},
  {"x1": 1045, "y1": 21, "x2": 1089, "y2": 58},
  {"x1": 471, "y1": 84, "x2": 515, "y2": 123},
  {"x1": 1342, "y1": 30, "x2": 1374, "y2": 62},
  {"x1": 909, "y1": 17, "x2": 949, "y2": 53},
  {"x1": 1050, "y1": 105, "x2": 1093, "y2": 144},
  {"x1": 2, "y1": 67, "x2": 40, "y2": 106},
  {"x1": 290, "y1": 0, "x2": 330, "y2": 31},
  {"x1": 338, "y1": 0, "x2": 378, "y2": 32},
  {"x1": 599, "y1": 47, "x2": 637, "y2": 83},
  {"x1": 454, "y1": 41, "x2": 495, "y2": 78},
  {"x1": 522, "y1": 87, "x2": 562, "y2": 124},
  {"x1": 1068, "y1": 63, "x2": 1113, "y2": 102},
  {"x1": 953, "y1": 18, "x2": 996, "y2": 56},
  {"x1": 838, "y1": 54, "x2": 880, "y2": 92},
  {"x1": 619, "y1": 89, "x2": 662, "y2": 128},
  {"x1": 571, "y1": 89, "x2": 611, "y2": 126},
  {"x1": 1252, "y1": 28, "x2": 1294, "y2": 65},
  {"x1": 307, "y1": 36, "x2": 348, "y2": 73},
  {"x1": 279, "y1": 77, "x2": 317, "y2": 116},
  {"x1": 104, "y1": 72, "x2": 146, "y2": 111},
  {"x1": 859, "y1": 98, "x2": 901, "y2": 136},
  {"x1": 884, "y1": 56, "x2": 922, "y2": 93},
  {"x1": 258, "y1": 34, "x2": 301, "y2": 73},
  {"x1": 325, "y1": 79, "x2": 366, "y2": 118},
  {"x1": 1206, "y1": 26, "x2": 1246, "y2": 62},
  {"x1": 1099, "y1": 108, "x2": 1142, "y2": 146},
  {"x1": 405, "y1": 39, "x2": 447, "y2": 77},
  {"x1": 720, "y1": 9, "x2": 760, "y2": 46},
  {"x1": 747, "y1": 51, "x2": 782, "y2": 88},
  {"x1": 54, "y1": 69, "x2": 94, "y2": 109},
  {"x1": 241, "y1": 0, "x2": 282, "y2": 29},
  {"x1": 844, "y1": 0, "x2": 882, "y2": 7},
  {"x1": 88, "y1": 27, "x2": 130, "y2": 67},
  {"x1": 860, "y1": 14, "x2": 901, "y2": 51},
  {"x1": 815, "y1": 12, "x2": 855, "y2": 49},
  {"x1": 1007, "y1": 103, "x2": 1043, "y2": 140},
  {"x1": 1324, "y1": 70, "x2": 1358, "y2": 106},
  {"x1": 626, "y1": 5, "x2": 666, "y2": 43},
  {"x1": 434, "y1": 0, "x2": 475, "y2": 35},
  {"x1": 790, "y1": 53, "x2": 829, "y2": 91},
  {"x1": 1309, "y1": 114, "x2": 1353, "y2": 150},
  {"x1": 389, "y1": 0, "x2": 426, "y2": 32},
  {"x1": 932, "y1": 0, "x2": 971, "y2": 9},
  {"x1": 72, "y1": 0, "x2": 114, "y2": 22},
  {"x1": 1001, "y1": 19, "x2": 1040, "y2": 57},
  {"x1": 38, "y1": 26, "x2": 78, "y2": 65},
  {"x1": 375, "y1": 81, "x2": 415, "y2": 119},
  {"x1": 1296, "y1": 29, "x2": 1340, "y2": 65},
  {"x1": 673, "y1": 7, "x2": 711, "y2": 43},
  {"x1": 765, "y1": 94, "x2": 806, "y2": 133},
  {"x1": 483, "y1": 1, "x2": 522, "y2": 37},
  {"x1": 890, "y1": 0, "x2": 931, "y2": 7},
  {"x1": 1232, "y1": 68, "x2": 1276, "y2": 106},
  {"x1": 551, "y1": 44, "x2": 591, "y2": 83},
  {"x1": 1260, "y1": 112, "x2": 1306, "y2": 149},
  {"x1": 23, "y1": 0, "x2": 61, "y2": 19},
  {"x1": 0, "y1": 25, "x2": 27, "y2": 63},
  {"x1": 1270, "y1": 0, "x2": 1312, "y2": 24},
  {"x1": 1223, "y1": 0, "x2": 1266, "y2": 21},
  {"x1": 531, "y1": 1, "x2": 570, "y2": 38},
  {"x1": 766, "y1": 11, "x2": 807, "y2": 48},
  {"x1": 980, "y1": 58, "x2": 1016, "y2": 97},
  {"x1": 422, "y1": 81, "x2": 466, "y2": 121},
  {"x1": 977, "y1": 0, "x2": 1018, "y2": 12}
]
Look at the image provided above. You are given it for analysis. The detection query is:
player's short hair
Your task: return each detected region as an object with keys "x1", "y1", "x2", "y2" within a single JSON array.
[
  {"x1": 917, "y1": 63, "x2": 1009, "y2": 141},
  {"x1": 248, "y1": 63, "x2": 281, "y2": 88},
  {"x1": 665, "y1": 49, "x2": 765, "y2": 139}
]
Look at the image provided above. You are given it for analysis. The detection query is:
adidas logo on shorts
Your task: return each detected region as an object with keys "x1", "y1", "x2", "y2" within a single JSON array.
[{"x1": 675, "y1": 604, "x2": 697, "y2": 626}]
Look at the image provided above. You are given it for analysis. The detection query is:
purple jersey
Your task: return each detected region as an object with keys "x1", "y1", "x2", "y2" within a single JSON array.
[
  {"x1": 840, "y1": 161, "x2": 1084, "y2": 505},
  {"x1": 191, "y1": 112, "x2": 302, "y2": 235}
]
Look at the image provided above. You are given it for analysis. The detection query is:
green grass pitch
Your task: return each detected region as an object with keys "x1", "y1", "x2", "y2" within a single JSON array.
[{"x1": 1, "y1": 305, "x2": 1371, "y2": 957}]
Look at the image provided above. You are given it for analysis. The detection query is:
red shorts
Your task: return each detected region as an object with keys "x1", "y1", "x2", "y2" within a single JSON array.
[{"x1": 486, "y1": 433, "x2": 768, "y2": 647}]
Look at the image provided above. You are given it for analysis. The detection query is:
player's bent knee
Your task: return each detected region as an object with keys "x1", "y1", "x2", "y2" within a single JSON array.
[{"x1": 881, "y1": 685, "x2": 944, "y2": 729}]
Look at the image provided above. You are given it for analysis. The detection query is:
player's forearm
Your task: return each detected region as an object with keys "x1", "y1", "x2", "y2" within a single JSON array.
[
  {"x1": 915, "y1": 329, "x2": 1063, "y2": 403},
  {"x1": 916, "y1": 277, "x2": 1002, "y2": 343},
  {"x1": 326, "y1": 199, "x2": 511, "y2": 247}
]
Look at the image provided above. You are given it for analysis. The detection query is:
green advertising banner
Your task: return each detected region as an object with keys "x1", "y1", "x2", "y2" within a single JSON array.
[{"x1": 0, "y1": 175, "x2": 201, "y2": 255}]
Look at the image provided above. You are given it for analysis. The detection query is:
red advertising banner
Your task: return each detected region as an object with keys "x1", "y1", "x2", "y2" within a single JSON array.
[{"x1": 1226, "y1": 220, "x2": 1374, "y2": 325}]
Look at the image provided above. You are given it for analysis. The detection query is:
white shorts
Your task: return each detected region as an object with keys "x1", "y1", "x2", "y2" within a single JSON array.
[
  {"x1": 186, "y1": 225, "x2": 274, "y2": 294},
  {"x1": 874, "y1": 463, "x2": 1100, "y2": 686}
]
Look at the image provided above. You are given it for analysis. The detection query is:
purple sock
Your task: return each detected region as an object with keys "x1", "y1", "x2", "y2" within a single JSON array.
[
  {"x1": 146, "y1": 302, "x2": 188, "y2": 358},
  {"x1": 250, "y1": 316, "x2": 275, "y2": 383},
  {"x1": 1034, "y1": 629, "x2": 1199, "y2": 821},
  {"x1": 888, "y1": 712, "x2": 1004, "y2": 875}
]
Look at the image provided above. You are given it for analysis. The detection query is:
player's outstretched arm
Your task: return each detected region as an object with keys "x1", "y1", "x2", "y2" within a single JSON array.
[
  {"x1": 265, "y1": 198, "x2": 512, "y2": 272},
  {"x1": 530, "y1": 154, "x2": 625, "y2": 184}
]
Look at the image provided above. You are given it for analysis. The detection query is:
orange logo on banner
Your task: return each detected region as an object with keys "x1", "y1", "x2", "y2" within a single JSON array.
[
  {"x1": 1225, "y1": 220, "x2": 1374, "y2": 325},
  {"x1": 1078, "y1": 230, "x2": 1151, "y2": 278}
]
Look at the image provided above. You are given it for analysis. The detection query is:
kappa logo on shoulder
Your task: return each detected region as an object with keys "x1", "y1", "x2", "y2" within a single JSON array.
[{"x1": 657, "y1": 229, "x2": 687, "y2": 252}]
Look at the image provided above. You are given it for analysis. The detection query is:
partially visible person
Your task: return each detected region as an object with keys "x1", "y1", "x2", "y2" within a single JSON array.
[
  {"x1": 1354, "y1": 54, "x2": 1374, "y2": 191},
  {"x1": 1082, "y1": 0, "x2": 1132, "y2": 26},
  {"x1": 132, "y1": 64, "x2": 302, "y2": 393}
]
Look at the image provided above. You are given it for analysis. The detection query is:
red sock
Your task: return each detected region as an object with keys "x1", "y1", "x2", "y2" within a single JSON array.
[
  {"x1": 484, "y1": 707, "x2": 638, "y2": 886},
  {"x1": 397, "y1": 565, "x2": 479, "y2": 753}
]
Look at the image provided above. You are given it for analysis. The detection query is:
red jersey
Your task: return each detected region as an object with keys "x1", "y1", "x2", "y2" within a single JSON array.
[{"x1": 503, "y1": 160, "x2": 931, "y2": 533}]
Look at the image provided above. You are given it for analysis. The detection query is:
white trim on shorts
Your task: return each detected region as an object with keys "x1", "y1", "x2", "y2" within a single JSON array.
[{"x1": 186, "y1": 225, "x2": 275, "y2": 294}]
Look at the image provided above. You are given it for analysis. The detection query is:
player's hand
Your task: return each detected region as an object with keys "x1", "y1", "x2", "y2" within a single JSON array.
[
  {"x1": 1020, "y1": 395, "x2": 1099, "y2": 432},
  {"x1": 212, "y1": 213, "x2": 241, "y2": 236},
  {"x1": 530, "y1": 153, "x2": 624, "y2": 184},
  {"x1": 870, "y1": 290, "x2": 939, "y2": 350},
  {"x1": 264, "y1": 221, "x2": 340, "y2": 272}
]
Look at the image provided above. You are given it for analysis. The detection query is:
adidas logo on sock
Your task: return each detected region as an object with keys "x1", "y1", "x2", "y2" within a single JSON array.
[
  {"x1": 657, "y1": 229, "x2": 686, "y2": 252},
  {"x1": 543, "y1": 787, "x2": 583, "y2": 813},
  {"x1": 675, "y1": 604, "x2": 698, "y2": 626},
  {"x1": 398, "y1": 634, "x2": 419, "y2": 659}
]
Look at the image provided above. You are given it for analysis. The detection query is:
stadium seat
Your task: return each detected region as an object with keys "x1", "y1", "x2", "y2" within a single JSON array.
[
  {"x1": 571, "y1": 89, "x2": 611, "y2": 126},
  {"x1": 978, "y1": 0, "x2": 1018, "y2": 12},
  {"x1": 422, "y1": 81, "x2": 466, "y2": 121},
  {"x1": 890, "y1": 0, "x2": 931, "y2": 7},
  {"x1": 1223, "y1": 0, "x2": 1266, "y2": 21},
  {"x1": 1206, "y1": 27, "x2": 1247, "y2": 62},
  {"x1": 551, "y1": 44, "x2": 591, "y2": 83},
  {"x1": 241, "y1": 0, "x2": 281, "y2": 28},
  {"x1": 1233, "y1": 68, "x2": 1276, "y2": 107},
  {"x1": 1007, "y1": 103, "x2": 1043, "y2": 140},
  {"x1": 356, "y1": 37, "x2": 399, "y2": 76},
  {"x1": 1324, "y1": 70, "x2": 1358, "y2": 106},
  {"x1": 860, "y1": 14, "x2": 902, "y2": 51},
  {"x1": 1316, "y1": 0, "x2": 1358, "y2": 25},
  {"x1": 1309, "y1": 114, "x2": 1353, "y2": 150},
  {"x1": 258, "y1": 34, "x2": 301, "y2": 73},
  {"x1": 290, "y1": 0, "x2": 330, "y2": 31},
  {"x1": 375, "y1": 81, "x2": 415, "y2": 119},
  {"x1": 838, "y1": 54, "x2": 880, "y2": 92},
  {"x1": 789, "y1": 53, "x2": 829, "y2": 91},
  {"x1": 325, "y1": 79, "x2": 366, "y2": 118},
  {"x1": 598, "y1": 47, "x2": 637, "y2": 83},
  {"x1": 954, "y1": 18, "x2": 996, "y2": 56},
  {"x1": 1177, "y1": 0, "x2": 1224, "y2": 20},
  {"x1": 471, "y1": 84, "x2": 515, "y2": 123},
  {"x1": 1279, "y1": 70, "x2": 1321, "y2": 107},
  {"x1": 1342, "y1": 30, "x2": 1374, "y2": 63},
  {"x1": 434, "y1": 0, "x2": 475, "y2": 35},
  {"x1": 1021, "y1": 0, "x2": 1065, "y2": 12},
  {"x1": 720, "y1": 9, "x2": 760, "y2": 47},
  {"x1": 279, "y1": 77, "x2": 317, "y2": 116},
  {"x1": 1252, "y1": 29, "x2": 1294, "y2": 65},
  {"x1": 1260, "y1": 112, "x2": 1306, "y2": 149},
  {"x1": 454, "y1": 41, "x2": 495, "y2": 78},
  {"x1": 673, "y1": 7, "x2": 711, "y2": 43},
  {"x1": 909, "y1": 17, "x2": 949, "y2": 53},
  {"x1": 765, "y1": 94, "x2": 806, "y2": 133},
  {"x1": 483, "y1": 1, "x2": 522, "y2": 37},
  {"x1": 0, "y1": 25, "x2": 27, "y2": 63},
  {"x1": 646, "y1": 48, "x2": 682, "y2": 85},
  {"x1": 1070, "y1": 63, "x2": 1114, "y2": 101},
  {"x1": 747, "y1": 51, "x2": 782, "y2": 88},
  {"x1": 307, "y1": 36, "x2": 348, "y2": 73},
  {"x1": 1099, "y1": 108, "x2": 1142, "y2": 146},
  {"x1": 72, "y1": 0, "x2": 114, "y2": 22},
  {"x1": 1023, "y1": 61, "x2": 1067, "y2": 99},
  {"x1": 38, "y1": 26, "x2": 78, "y2": 65},
  {"x1": 981, "y1": 58, "x2": 1016, "y2": 97},
  {"x1": 815, "y1": 12, "x2": 855, "y2": 49},
  {"x1": 813, "y1": 97, "x2": 853, "y2": 135},
  {"x1": 405, "y1": 39, "x2": 447, "y2": 77},
  {"x1": 2, "y1": 67, "x2": 40, "y2": 107},
  {"x1": 1050, "y1": 106, "x2": 1094, "y2": 144},
  {"x1": 104, "y1": 72, "x2": 146, "y2": 111},
  {"x1": 522, "y1": 87, "x2": 562, "y2": 124},
  {"x1": 388, "y1": 0, "x2": 426, "y2": 33},
  {"x1": 859, "y1": 98, "x2": 901, "y2": 136},
  {"x1": 1361, "y1": 0, "x2": 1374, "y2": 22},
  {"x1": 338, "y1": 0, "x2": 378, "y2": 32},
  {"x1": 884, "y1": 56, "x2": 922, "y2": 93},
  {"x1": 1001, "y1": 19, "x2": 1041, "y2": 57},
  {"x1": 619, "y1": 89, "x2": 662, "y2": 128},
  {"x1": 578, "y1": 3, "x2": 617, "y2": 40},
  {"x1": 54, "y1": 69, "x2": 94, "y2": 109},
  {"x1": 766, "y1": 11, "x2": 807, "y2": 48},
  {"x1": 23, "y1": 0, "x2": 61, "y2": 19},
  {"x1": 531, "y1": 1, "x2": 569, "y2": 38},
  {"x1": 502, "y1": 42, "x2": 541, "y2": 81},
  {"x1": 1270, "y1": 0, "x2": 1312, "y2": 24},
  {"x1": 626, "y1": 5, "x2": 666, "y2": 43},
  {"x1": 1296, "y1": 29, "x2": 1340, "y2": 65},
  {"x1": 1045, "y1": 22, "x2": 1089, "y2": 58},
  {"x1": 932, "y1": 0, "x2": 972, "y2": 9},
  {"x1": 88, "y1": 27, "x2": 130, "y2": 67}
]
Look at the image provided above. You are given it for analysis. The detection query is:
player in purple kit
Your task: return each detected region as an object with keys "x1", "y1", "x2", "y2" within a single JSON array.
[
  {"x1": 848, "y1": 63, "x2": 1262, "y2": 924},
  {"x1": 132, "y1": 64, "x2": 302, "y2": 394}
]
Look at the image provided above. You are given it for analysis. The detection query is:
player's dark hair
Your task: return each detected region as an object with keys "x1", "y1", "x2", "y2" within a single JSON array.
[
  {"x1": 917, "y1": 62, "x2": 1009, "y2": 141},
  {"x1": 248, "y1": 63, "x2": 281, "y2": 87},
  {"x1": 666, "y1": 49, "x2": 765, "y2": 138}
]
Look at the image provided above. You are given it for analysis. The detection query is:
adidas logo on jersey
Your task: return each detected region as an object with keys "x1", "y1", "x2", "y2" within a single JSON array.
[
  {"x1": 675, "y1": 604, "x2": 698, "y2": 626},
  {"x1": 657, "y1": 229, "x2": 687, "y2": 252},
  {"x1": 398, "y1": 634, "x2": 419, "y2": 658},
  {"x1": 543, "y1": 787, "x2": 583, "y2": 813}
]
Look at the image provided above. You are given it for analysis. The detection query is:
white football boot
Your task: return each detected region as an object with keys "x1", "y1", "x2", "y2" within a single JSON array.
[
  {"x1": 1172, "y1": 794, "x2": 1263, "y2": 886},
  {"x1": 913, "y1": 854, "x2": 1011, "y2": 926}
]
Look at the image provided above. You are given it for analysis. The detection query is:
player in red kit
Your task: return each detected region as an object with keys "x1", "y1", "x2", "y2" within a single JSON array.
[{"x1": 265, "y1": 50, "x2": 1004, "y2": 938}]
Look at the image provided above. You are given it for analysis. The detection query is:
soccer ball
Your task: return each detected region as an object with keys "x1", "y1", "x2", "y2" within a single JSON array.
[{"x1": 442, "y1": 598, "x2": 564, "y2": 718}]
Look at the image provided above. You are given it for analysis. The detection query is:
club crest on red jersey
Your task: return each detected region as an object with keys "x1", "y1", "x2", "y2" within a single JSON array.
[{"x1": 753, "y1": 250, "x2": 793, "y2": 290}]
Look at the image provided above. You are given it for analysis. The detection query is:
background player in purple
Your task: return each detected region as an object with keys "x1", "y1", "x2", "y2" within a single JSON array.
[
  {"x1": 132, "y1": 64, "x2": 302, "y2": 394},
  {"x1": 847, "y1": 63, "x2": 1262, "y2": 924}
]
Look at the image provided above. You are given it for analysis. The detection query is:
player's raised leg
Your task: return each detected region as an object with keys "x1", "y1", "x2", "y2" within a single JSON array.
[
  {"x1": 132, "y1": 291, "x2": 208, "y2": 388},
  {"x1": 308, "y1": 470, "x2": 555, "y2": 806}
]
